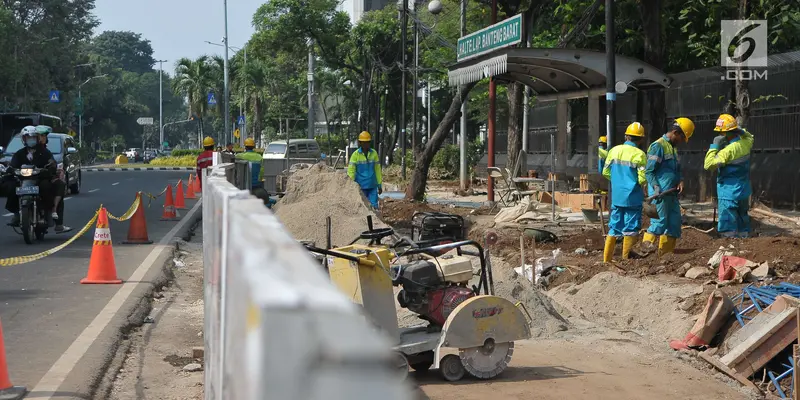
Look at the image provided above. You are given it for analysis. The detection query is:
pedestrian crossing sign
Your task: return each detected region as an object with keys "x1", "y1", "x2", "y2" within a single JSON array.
[
  {"x1": 207, "y1": 92, "x2": 217, "y2": 106},
  {"x1": 49, "y1": 90, "x2": 61, "y2": 103}
]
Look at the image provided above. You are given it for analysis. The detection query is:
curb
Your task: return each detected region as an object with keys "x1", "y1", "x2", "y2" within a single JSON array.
[{"x1": 82, "y1": 167, "x2": 195, "y2": 172}]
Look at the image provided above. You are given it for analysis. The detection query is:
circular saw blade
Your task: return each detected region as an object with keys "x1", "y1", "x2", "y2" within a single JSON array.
[{"x1": 459, "y1": 341, "x2": 514, "y2": 379}]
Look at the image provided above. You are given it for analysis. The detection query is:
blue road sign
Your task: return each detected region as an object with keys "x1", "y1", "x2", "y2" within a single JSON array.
[
  {"x1": 237, "y1": 115, "x2": 245, "y2": 125},
  {"x1": 49, "y1": 90, "x2": 61, "y2": 103},
  {"x1": 207, "y1": 92, "x2": 217, "y2": 106}
]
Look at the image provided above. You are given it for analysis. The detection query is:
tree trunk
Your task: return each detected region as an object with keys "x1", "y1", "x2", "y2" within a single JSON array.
[
  {"x1": 638, "y1": 0, "x2": 666, "y2": 141},
  {"x1": 735, "y1": 0, "x2": 751, "y2": 127},
  {"x1": 406, "y1": 82, "x2": 476, "y2": 201},
  {"x1": 506, "y1": 82, "x2": 524, "y2": 173}
]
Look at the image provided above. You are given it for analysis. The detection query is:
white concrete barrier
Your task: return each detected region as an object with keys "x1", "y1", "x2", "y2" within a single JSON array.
[{"x1": 202, "y1": 166, "x2": 411, "y2": 400}]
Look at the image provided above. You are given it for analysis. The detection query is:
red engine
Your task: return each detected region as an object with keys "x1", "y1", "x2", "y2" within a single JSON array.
[{"x1": 423, "y1": 286, "x2": 475, "y2": 326}]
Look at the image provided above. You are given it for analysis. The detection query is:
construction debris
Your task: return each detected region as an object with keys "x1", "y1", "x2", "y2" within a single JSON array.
[{"x1": 685, "y1": 266, "x2": 712, "y2": 280}]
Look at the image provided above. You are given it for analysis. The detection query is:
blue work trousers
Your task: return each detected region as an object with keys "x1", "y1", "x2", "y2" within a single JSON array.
[
  {"x1": 718, "y1": 198, "x2": 750, "y2": 238},
  {"x1": 647, "y1": 195, "x2": 682, "y2": 238},
  {"x1": 607, "y1": 205, "x2": 643, "y2": 237},
  {"x1": 362, "y1": 187, "x2": 379, "y2": 209}
]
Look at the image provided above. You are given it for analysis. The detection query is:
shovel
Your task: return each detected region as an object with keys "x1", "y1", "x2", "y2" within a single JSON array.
[{"x1": 643, "y1": 187, "x2": 679, "y2": 219}]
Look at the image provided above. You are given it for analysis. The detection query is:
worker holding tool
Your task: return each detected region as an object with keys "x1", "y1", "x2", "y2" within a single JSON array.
[
  {"x1": 348, "y1": 131, "x2": 382, "y2": 209},
  {"x1": 704, "y1": 114, "x2": 754, "y2": 238},
  {"x1": 196, "y1": 136, "x2": 215, "y2": 191},
  {"x1": 598, "y1": 136, "x2": 608, "y2": 173},
  {"x1": 640, "y1": 118, "x2": 695, "y2": 255},
  {"x1": 601, "y1": 122, "x2": 647, "y2": 262}
]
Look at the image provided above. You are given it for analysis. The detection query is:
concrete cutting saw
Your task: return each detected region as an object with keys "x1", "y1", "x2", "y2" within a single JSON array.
[{"x1": 305, "y1": 224, "x2": 532, "y2": 382}]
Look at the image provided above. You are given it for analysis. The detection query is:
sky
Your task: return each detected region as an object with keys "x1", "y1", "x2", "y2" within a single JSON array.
[{"x1": 94, "y1": 0, "x2": 265, "y2": 73}]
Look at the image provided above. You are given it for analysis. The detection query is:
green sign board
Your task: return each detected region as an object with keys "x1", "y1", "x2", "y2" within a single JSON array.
[
  {"x1": 457, "y1": 14, "x2": 523, "y2": 62},
  {"x1": 74, "y1": 97, "x2": 84, "y2": 116}
]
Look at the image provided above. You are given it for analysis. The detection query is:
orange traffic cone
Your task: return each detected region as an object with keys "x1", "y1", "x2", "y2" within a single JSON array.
[
  {"x1": 193, "y1": 172, "x2": 202, "y2": 194},
  {"x1": 161, "y1": 185, "x2": 179, "y2": 221},
  {"x1": 122, "y1": 192, "x2": 153, "y2": 245},
  {"x1": 175, "y1": 180, "x2": 186, "y2": 210},
  {"x1": 0, "y1": 319, "x2": 25, "y2": 400},
  {"x1": 185, "y1": 175, "x2": 197, "y2": 200},
  {"x1": 81, "y1": 208, "x2": 122, "y2": 284}
]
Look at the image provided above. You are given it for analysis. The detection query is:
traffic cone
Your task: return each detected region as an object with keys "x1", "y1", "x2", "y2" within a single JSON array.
[
  {"x1": 0, "y1": 319, "x2": 26, "y2": 400},
  {"x1": 122, "y1": 192, "x2": 153, "y2": 245},
  {"x1": 175, "y1": 180, "x2": 187, "y2": 210},
  {"x1": 81, "y1": 208, "x2": 122, "y2": 284},
  {"x1": 193, "y1": 173, "x2": 202, "y2": 194},
  {"x1": 161, "y1": 184, "x2": 179, "y2": 221},
  {"x1": 185, "y1": 175, "x2": 197, "y2": 199}
]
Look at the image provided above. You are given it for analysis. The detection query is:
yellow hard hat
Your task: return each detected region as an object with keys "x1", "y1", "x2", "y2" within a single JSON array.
[
  {"x1": 599, "y1": 136, "x2": 607, "y2": 144},
  {"x1": 714, "y1": 114, "x2": 738, "y2": 132},
  {"x1": 358, "y1": 131, "x2": 372, "y2": 142},
  {"x1": 244, "y1": 137, "x2": 255, "y2": 147},
  {"x1": 624, "y1": 122, "x2": 645, "y2": 137},
  {"x1": 203, "y1": 136, "x2": 215, "y2": 147},
  {"x1": 673, "y1": 117, "x2": 695, "y2": 141}
]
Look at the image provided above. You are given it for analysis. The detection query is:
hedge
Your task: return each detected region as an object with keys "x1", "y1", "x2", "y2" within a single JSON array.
[
  {"x1": 149, "y1": 155, "x2": 197, "y2": 167},
  {"x1": 171, "y1": 148, "x2": 265, "y2": 157}
]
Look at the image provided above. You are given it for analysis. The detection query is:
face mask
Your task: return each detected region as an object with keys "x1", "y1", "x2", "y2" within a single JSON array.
[{"x1": 25, "y1": 138, "x2": 38, "y2": 147}]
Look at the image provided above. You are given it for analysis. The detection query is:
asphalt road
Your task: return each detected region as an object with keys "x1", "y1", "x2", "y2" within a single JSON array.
[{"x1": 0, "y1": 170, "x2": 198, "y2": 394}]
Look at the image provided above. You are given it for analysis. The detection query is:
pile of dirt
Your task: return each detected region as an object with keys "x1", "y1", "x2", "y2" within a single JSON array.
[
  {"x1": 489, "y1": 256, "x2": 570, "y2": 337},
  {"x1": 274, "y1": 163, "x2": 384, "y2": 247},
  {"x1": 548, "y1": 272, "x2": 702, "y2": 343}
]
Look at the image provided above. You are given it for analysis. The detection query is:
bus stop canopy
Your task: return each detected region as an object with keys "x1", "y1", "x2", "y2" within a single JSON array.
[{"x1": 448, "y1": 48, "x2": 673, "y2": 101}]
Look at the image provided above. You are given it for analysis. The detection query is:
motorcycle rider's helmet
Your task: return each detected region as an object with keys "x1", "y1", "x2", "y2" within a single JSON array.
[
  {"x1": 35, "y1": 125, "x2": 52, "y2": 135},
  {"x1": 21, "y1": 126, "x2": 38, "y2": 148}
]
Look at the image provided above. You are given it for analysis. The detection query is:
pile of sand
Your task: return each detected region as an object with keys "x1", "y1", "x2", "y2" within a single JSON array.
[
  {"x1": 548, "y1": 272, "x2": 701, "y2": 343},
  {"x1": 273, "y1": 163, "x2": 384, "y2": 247},
  {"x1": 489, "y1": 256, "x2": 570, "y2": 337}
]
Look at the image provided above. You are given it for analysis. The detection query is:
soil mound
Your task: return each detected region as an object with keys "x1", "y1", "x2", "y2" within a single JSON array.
[{"x1": 274, "y1": 163, "x2": 384, "y2": 247}]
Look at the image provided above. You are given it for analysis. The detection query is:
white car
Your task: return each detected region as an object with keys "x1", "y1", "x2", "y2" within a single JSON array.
[{"x1": 125, "y1": 148, "x2": 143, "y2": 162}]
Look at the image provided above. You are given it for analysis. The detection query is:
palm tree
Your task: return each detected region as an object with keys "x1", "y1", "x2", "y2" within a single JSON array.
[
  {"x1": 172, "y1": 56, "x2": 214, "y2": 141},
  {"x1": 233, "y1": 57, "x2": 271, "y2": 146}
]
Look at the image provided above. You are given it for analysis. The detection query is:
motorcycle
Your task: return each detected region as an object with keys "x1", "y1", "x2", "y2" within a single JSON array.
[{"x1": 10, "y1": 164, "x2": 54, "y2": 244}]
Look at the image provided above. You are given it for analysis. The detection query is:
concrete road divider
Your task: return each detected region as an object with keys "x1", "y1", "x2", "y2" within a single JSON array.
[{"x1": 202, "y1": 164, "x2": 411, "y2": 400}]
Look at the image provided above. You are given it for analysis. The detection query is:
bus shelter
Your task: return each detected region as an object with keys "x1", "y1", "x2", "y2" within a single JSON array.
[{"x1": 448, "y1": 48, "x2": 673, "y2": 176}]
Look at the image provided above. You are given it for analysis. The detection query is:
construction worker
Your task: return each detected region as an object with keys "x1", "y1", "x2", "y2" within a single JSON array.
[
  {"x1": 704, "y1": 114, "x2": 754, "y2": 238},
  {"x1": 348, "y1": 131, "x2": 382, "y2": 209},
  {"x1": 598, "y1": 136, "x2": 608, "y2": 173},
  {"x1": 196, "y1": 137, "x2": 215, "y2": 191},
  {"x1": 602, "y1": 122, "x2": 647, "y2": 262},
  {"x1": 236, "y1": 137, "x2": 273, "y2": 206},
  {"x1": 641, "y1": 118, "x2": 695, "y2": 255}
]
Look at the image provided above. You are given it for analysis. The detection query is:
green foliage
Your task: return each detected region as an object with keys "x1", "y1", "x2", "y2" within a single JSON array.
[
  {"x1": 431, "y1": 139, "x2": 484, "y2": 179},
  {"x1": 91, "y1": 31, "x2": 156, "y2": 74},
  {"x1": 171, "y1": 149, "x2": 204, "y2": 157},
  {"x1": 150, "y1": 156, "x2": 197, "y2": 167}
]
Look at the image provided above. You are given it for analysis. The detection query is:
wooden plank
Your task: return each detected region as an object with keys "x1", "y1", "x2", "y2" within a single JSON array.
[
  {"x1": 699, "y1": 351, "x2": 760, "y2": 391},
  {"x1": 721, "y1": 307, "x2": 796, "y2": 366},
  {"x1": 794, "y1": 344, "x2": 799, "y2": 400},
  {"x1": 730, "y1": 315, "x2": 798, "y2": 377}
]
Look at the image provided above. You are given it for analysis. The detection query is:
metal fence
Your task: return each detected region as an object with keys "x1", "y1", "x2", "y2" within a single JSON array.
[{"x1": 202, "y1": 165, "x2": 411, "y2": 400}]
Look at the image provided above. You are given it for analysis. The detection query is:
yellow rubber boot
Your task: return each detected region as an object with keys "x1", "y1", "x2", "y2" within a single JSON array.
[
  {"x1": 642, "y1": 232, "x2": 657, "y2": 245},
  {"x1": 622, "y1": 236, "x2": 637, "y2": 259},
  {"x1": 603, "y1": 236, "x2": 617, "y2": 263},
  {"x1": 658, "y1": 235, "x2": 677, "y2": 256}
]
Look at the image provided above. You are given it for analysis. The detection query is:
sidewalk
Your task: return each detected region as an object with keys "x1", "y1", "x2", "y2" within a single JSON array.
[{"x1": 109, "y1": 230, "x2": 205, "y2": 399}]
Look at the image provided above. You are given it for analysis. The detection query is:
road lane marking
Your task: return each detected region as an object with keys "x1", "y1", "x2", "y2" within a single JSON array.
[
  {"x1": 2, "y1": 213, "x2": 11, "y2": 217},
  {"x1": 29, "y1": 199, "x2": 203, "y2": 399},
  {"x1": 63, "y1": 197, "x2": 72, "y2": 201},
  {"x1": 111, "y1": 182, "x2": 120, "y2": 186},
  {"x1": 88, "y1": 189, "x2": 99, "y2": 193}
]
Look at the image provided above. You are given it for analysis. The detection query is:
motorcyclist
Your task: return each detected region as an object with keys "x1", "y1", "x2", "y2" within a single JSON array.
[
  {"x1": 35, "y1": 126, "x2": 70, "y2": 232},
  {"x1": 5, "y1": 126, "x2": 58, "y2": 227}
]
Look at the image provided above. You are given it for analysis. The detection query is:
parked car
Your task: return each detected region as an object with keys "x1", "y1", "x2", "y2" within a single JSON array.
[
  {"x1": 0, "y1": 133, "x2": 82, "y2": 194},
  {"x1": 125, "y1": 148, "x2": 143, "y2": 162},
  {"x1": 262, "y1": 139, "x2": 321, "y2": 160}
]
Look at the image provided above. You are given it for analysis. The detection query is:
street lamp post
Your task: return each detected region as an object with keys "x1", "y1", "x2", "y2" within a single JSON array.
[
  {"x1": 205, "y1": 40, "x2": 246, "y2": 147},
  {"x1": 77, "y1": 74, "x2": 108, "y2": 146},
  {"x1": 157, "y1": 60, "x2": 167, "y2": 151},
  {"x1": 223, "y1": 0, "x2": 231, "y2": 148}
]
